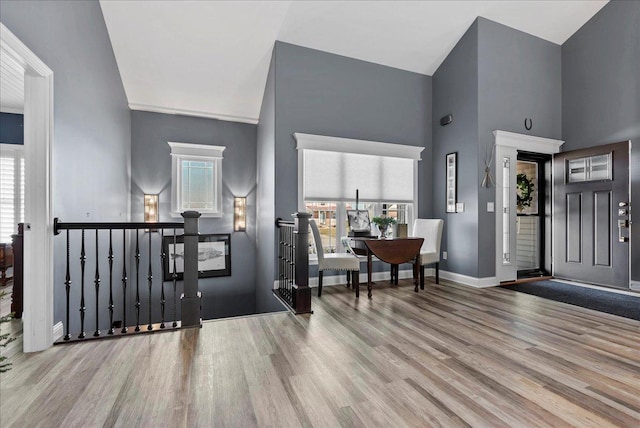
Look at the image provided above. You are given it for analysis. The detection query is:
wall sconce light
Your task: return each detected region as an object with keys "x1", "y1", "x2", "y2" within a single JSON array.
[
  {"x1": 234, "y1": 197, "x2": 246, "y2": 231},
  {"x1": 144, "y1": 194, "x2": 159, "y2": 223}
]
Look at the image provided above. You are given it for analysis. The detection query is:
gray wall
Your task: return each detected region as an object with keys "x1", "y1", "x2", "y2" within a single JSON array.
[
  {"x1": 477, "y1": 17, "x2": 562, "y2": 278},
  {"x1": 1, "y1": 1, "x2": 131, "y2": 330},
  {"x1": 432, "y1": 21, "x2": 480, "y2": 277},
  {"x1": 433, "y1": 18, "x2": 561, "y2": 279},
  {"x1": 259, "y1": 42, "x2": 432, "y2": 302},
  {"x1": 131, "y1": 111, "x2": 257, "y2": 319},
  {"x1": 255, "y1": 42, "x2": 432, "y2": 309},
  {"x1": 274, "y1": 42, "x2": 432, "y2": 221},
  {"x1": 562, "y1": 0, "x2": 640, "y2": 282},
  {"x1": 255, "y1": 50, "x2": 282, "y2": 313}
]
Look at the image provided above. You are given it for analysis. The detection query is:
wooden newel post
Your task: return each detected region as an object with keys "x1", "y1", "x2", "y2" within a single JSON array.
[
  {"x1": 292, "y1": 212, "x2": 312, "y2": 314},
  {"x1": 181, "y1": 211, "x2": 202, "y2": 328}
]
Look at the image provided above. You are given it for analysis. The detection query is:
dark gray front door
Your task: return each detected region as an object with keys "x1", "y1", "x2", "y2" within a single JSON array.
[{"x1": 553, "y1": 141, "x2": 630, "y2": 289}]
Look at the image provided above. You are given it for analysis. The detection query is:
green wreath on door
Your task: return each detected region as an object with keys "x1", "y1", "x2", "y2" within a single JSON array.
[{"x1": 516, "y1": 173, "x2": 534, "y2": 212}]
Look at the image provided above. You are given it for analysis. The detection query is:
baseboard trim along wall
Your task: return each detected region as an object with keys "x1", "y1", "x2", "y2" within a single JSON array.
[
  {"x1": 440, "y1": 270, "x2": 498, "y2": 288},
  {"x1": 53, "y1": 321, "x2": 64, "y2": 341},
  {"x1": 631, "y1": 280, "x2": 640, "y2": 291},
  {"x1": 273, "y1": 268, "x2": 435, "y2": 289}
]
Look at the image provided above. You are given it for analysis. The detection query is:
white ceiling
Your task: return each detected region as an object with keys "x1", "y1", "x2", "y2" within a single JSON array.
[{"x1": 100, "y1": 0, "x2": 608, "y2": 124}]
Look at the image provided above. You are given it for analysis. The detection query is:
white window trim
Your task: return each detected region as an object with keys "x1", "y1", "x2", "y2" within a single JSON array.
[
  {"x1": 295, "y1": 133, "x2": 423, "y2": 251},
  {"x1": 168, "y1": 142, "x2": 225, "y2": 218}
]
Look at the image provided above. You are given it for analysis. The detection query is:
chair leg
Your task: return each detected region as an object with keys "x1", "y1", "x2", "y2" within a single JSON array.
[
  {"x1": 353, "y1": 270, "x2": 359, "y2": 298},
  {"x1": 435, "y1": 262, "x2": 439, "y2": 284},
  {"x1": 318, "y1": 271, "x2": 323, "y2": 297},
  {"x1": 420, "y1": 265, "x2": 425, "y2": 289},
  {"x1": 346, "y1": 271, "x2": 351, "y2": 288}
]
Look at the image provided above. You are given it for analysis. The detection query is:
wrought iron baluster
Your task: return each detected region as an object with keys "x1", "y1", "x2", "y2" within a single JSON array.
[
  {"x1": 291, "y1": 228, "x2": 296, "y2": 304},
  {"x1": 147, "y1": 231, "x2": 153, "y2": 330},
  {"x1": 108, "y1": 229, "x2": 114, "y2": 334},
  {"x1": 79, "y1": 229, "x2": 86, "y2": 339},
  {"x1": 64, "y1": 230, "x2": 71, "y2": 341},
  {"x1": 172, "y1": 228, "x2": 178, "y2": 327},
  {"x1": 93, "y1": 229, "x2": 101, "y2": 337},
  {"x1": 289, "y1": 228, "x2": 293, "y2": 302},
  {"x1": 160, "y1": 229, "x2": 166, "y2": 329},
  {"x1": 135, "y1": 230, "x2": 141, "y2": 332},
  {"x1": 121, "y1": 229, "x2": 128, "y2": 334},
  {"x1": 278, "y1": 229, "x2": 283, "y2": 295}
]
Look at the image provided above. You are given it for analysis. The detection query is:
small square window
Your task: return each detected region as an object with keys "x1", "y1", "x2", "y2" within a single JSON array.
[{"x1": 168, "y1": 142, "x2": 225, "y2": 217}]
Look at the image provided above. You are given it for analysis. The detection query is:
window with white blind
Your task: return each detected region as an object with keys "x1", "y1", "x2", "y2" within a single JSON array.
[
  {"x1": 295, "y1": 133, "x2": 423, "y2": 252},
  {"x1": 0, "y1": 144, "x2": 25, "y2": 243}
]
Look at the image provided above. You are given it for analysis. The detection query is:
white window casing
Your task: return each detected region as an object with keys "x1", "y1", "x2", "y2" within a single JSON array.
[{"x1": 168, "y1": 142, "x2": 225, "y2": 217}]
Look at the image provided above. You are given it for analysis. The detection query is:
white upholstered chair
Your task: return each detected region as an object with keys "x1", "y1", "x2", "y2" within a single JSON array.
[
  {"x1": 412, "y1": 219, "x2": 444, "y2": 286},
  {"x1": 309, "y1": 219, "x2": 360, "y2": 297}
]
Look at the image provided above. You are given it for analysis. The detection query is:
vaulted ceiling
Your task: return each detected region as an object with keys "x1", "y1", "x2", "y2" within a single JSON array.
[{"x1": 100, "y1": 1, "x2": 608, "y2": 124}]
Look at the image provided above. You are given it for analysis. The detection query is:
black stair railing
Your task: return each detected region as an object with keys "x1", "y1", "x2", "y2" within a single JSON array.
[
  {"x1": 53, "y1": 211, "x2": 202, "y2": 343},
  {"x1": 275, "y1": 212, "x2": 312, "y2": 314}
]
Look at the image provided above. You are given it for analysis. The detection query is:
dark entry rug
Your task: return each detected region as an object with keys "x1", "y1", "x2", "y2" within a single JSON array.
[{"x1": 501, "y1": 280, "x2": 640, "y2": 321}]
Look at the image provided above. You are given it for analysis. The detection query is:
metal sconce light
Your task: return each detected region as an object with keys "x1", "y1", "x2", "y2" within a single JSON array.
[
  {"x1": 144, "y1": 194, "x2": 159, "y2": 224},
  {"x1": 234, "y1": 197, "x2": 246, "y2": 231}
]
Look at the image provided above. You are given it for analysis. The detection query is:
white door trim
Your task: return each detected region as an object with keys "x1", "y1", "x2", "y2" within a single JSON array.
[
  {"x1": 493, "y1": 131, "x2": 564, "y2": 283},
  {"x1": 1, "y1": 23, "x2": 55, "y2": 352}
]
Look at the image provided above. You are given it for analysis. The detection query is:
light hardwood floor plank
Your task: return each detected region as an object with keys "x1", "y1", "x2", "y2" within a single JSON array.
[{"x1": 1, "y1": 278, "x2": 639, "y2": 427}]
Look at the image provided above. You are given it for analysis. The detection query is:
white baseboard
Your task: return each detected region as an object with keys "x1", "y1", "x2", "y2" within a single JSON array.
[
  {"x1": 630, "y1": 280, "x2": 640, "y2": 291},
  {"x1": 272, "y1": 268, "x2": 435, "y2": 289},
  {"x1": 440, "y1": 270, "x2": 498, "y2": 288},
  {"x1": 53, "y1": 321, "x2": 64, "y2": 341}
]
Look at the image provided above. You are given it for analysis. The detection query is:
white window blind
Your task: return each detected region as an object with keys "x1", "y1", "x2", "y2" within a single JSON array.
[
  {"x1": 295, "y1": 133, "x2": 423, "y2": 204},
  {"x1": 302, "y1": 150, "x2": 415, "y2": 202},
  {"x1": 0, "y1": 144, "x2": 24, "y2": 243}
]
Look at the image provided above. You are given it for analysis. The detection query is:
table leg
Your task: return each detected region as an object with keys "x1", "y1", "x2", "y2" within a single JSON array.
[
  {"x1": 413, "y1": 258, "x2": 419, "y2": 292},
  {"x1": 367, "y1": 252, "x2": 373, "y2": 298}
]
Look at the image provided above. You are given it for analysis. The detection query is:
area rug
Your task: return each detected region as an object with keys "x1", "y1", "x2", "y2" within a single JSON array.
[{"x1": 501, "y1": 280, "x2": 640, "y2": 321}]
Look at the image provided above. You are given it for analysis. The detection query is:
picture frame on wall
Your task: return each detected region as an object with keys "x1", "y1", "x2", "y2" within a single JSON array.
[
  {"x1": 163, "y1": 233, "x2": 231, "y2": 281},
  {"x1": 446, "y1": 152, "x2": 457, "y2": 213}
]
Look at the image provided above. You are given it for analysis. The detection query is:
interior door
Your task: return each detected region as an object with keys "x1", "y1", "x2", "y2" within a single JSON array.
[{"x1": 553, "y1": 141, "x2": 630, "y2": 289}]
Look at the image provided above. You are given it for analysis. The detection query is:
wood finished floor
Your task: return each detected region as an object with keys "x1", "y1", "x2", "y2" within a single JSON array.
[{"x1": 1, "y1": 279, "x2": 639, "y2": 427}]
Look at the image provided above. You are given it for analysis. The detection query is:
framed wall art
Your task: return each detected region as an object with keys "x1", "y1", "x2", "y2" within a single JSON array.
[
  {"x1": 446, "y1": 152, "x2": 457, "y2": 213},
  {"x1": 163, "y1": 233, "x2": 231, "y2": 281}
]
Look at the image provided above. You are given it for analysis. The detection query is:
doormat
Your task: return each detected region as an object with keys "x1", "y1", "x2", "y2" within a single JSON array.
[{"x1": 501, "y1": 280, "x2": 640, "y2": 321}]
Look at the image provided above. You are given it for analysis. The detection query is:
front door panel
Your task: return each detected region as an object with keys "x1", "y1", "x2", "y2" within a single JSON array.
[{"x1": 553, "y1": 141, "x2": 630, "y2": 288}]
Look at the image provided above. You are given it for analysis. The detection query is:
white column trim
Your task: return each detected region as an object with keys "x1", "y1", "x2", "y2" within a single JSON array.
[{"x1": 2, "y1": 23, "x2": 55, "y2": 352}]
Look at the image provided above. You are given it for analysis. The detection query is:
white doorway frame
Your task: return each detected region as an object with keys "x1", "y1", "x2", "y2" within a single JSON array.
[
  {"x1": 493, "y1": 131, "x2": 563, "y2": 283},
  {"x1": 1, "y1": 23, "x2": 54, "y2": 352}
]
